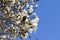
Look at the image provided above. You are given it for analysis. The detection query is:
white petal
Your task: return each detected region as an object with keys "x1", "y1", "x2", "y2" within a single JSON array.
[
  {"x1": 31, "y1": 16, "x2": 39, "y2": 23},
  {"x1": 16, "y1": 20, "x2": 20, "y2": 24},
  {"x1": 28, "y1": 28, "x2": 33, "y2": 34},
  {"x1": 29, "y1": 8, "x2": 33, "y2": 13}
]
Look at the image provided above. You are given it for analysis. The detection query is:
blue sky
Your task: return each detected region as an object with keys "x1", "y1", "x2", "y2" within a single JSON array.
[
  {"x1": 15, "y1": 0, "x2": 60, "y2": 40},
  {"x1": 34, "y1": 0, "x2": 60, "y2": 40}
]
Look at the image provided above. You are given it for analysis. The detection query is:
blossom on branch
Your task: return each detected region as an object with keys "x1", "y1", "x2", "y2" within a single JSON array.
[{"x1": 0, "y1": 0, "x2": 39, "y2": 40}]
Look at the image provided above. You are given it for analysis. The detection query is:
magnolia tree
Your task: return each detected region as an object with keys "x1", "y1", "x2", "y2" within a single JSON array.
[{"x1": 0, "y1": 0, "x2": 39, "y2": 40}]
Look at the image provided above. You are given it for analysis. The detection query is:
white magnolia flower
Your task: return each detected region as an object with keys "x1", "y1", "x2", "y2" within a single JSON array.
[
  {"x1": 29, "y1": 8, "x2": 33, "y2": 13},
  {"x1": 0, "y1": 0, "x2": 39, "y2": 40},
  {"x1": 31, "y1": 16, "x2": 39, "y2": 23},
  {"x1": 28, "y1": 5, "x2": 34, "y2": 13},
  {"x1": 26, "y1": 3, "x2": 29, "y2": 8},
  {"x1": 22, "y1": 9, "x2": 28, "y2": 16}
]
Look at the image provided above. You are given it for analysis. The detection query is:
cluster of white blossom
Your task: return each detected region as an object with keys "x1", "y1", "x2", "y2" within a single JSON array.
[{"x1": 0, "y1": 0, "x2": 39, "y2": 40}]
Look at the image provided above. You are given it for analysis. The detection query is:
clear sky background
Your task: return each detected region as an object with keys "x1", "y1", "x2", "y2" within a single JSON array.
[{"x1": 15, "y1": 0, "x2": 60, "y2": 40}]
